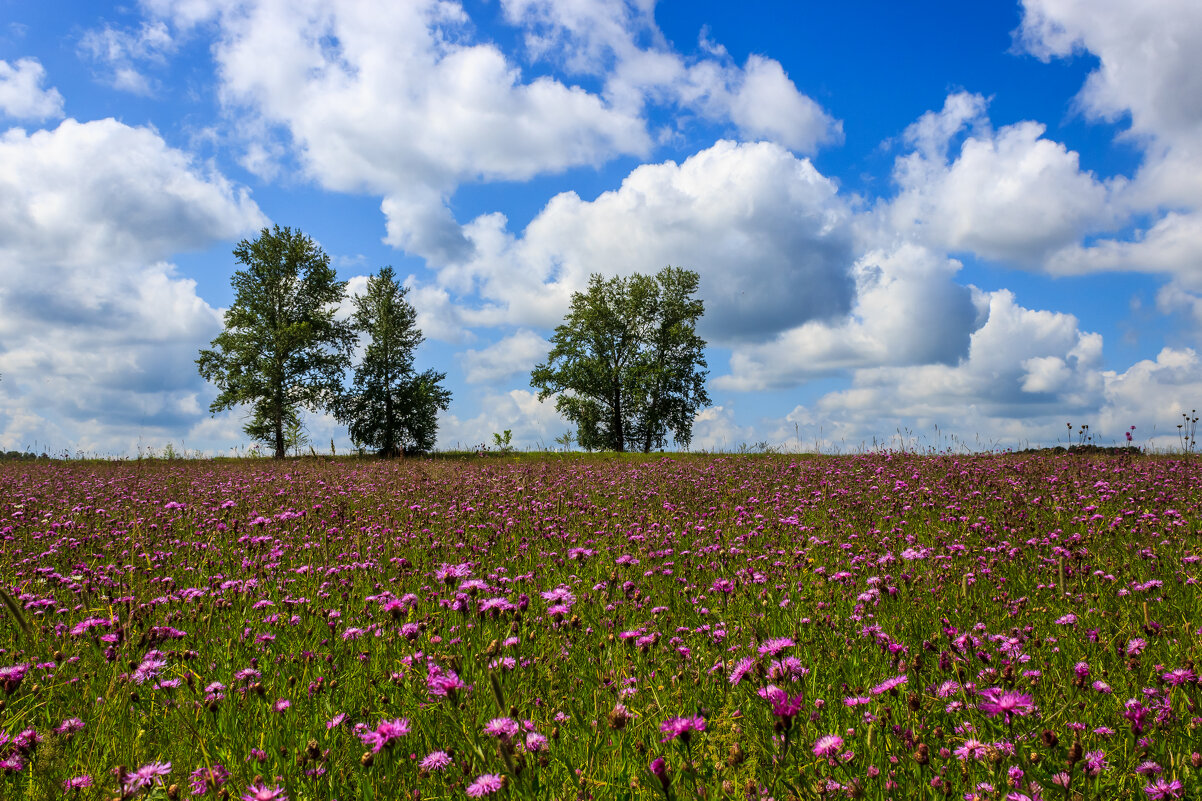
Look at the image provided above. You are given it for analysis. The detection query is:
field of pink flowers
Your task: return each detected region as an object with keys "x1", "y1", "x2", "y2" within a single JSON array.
[{"x1": 0, "y1": 453, "x2": 1199, "y2": 800}]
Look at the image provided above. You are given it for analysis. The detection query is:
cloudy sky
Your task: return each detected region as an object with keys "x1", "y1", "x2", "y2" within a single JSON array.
[{"x1": 1, "y1": 0, "x2": 1201, "y2": 456}]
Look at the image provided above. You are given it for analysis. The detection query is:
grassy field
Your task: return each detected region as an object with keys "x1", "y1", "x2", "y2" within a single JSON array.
[{"x1": 0, "y1": 452, "x2": 1198, "y2": 800}]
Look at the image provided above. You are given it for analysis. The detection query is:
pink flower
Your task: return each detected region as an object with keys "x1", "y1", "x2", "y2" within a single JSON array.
[
  {"x1": 954, "y1": 739, "x2": 990, "y2": 761},
  {"x1": 122, "y1": 762, "x2": 172, "y2": 793},
  {"x1": 871, "y1": 674, "x2": 908, "y2": 695},
  {"x1": 728, "y1": 656, "x2": 756, "y2": 686},
  {"x1": 359, "y1": 718, "x2": 411, "y2": 752},
  {"x1": 659, "y1": 715, "x2": 706, "y2": 743},
  {"x1": 977, "y1": 689, "x2": 1034, "y2": 725},
  {"x1": 757, "y1": 637, "x2": 795, "y2": 657},
  {"x1": 1143, "y1": 778, "x2": 1184, "y2": 800},
  {"x1": 483, "y1": 717, "x2": 521, "y2": 741},
  {"x1": 466, "y1": 773, "x2": 504, "y2": 796},
  {"x1": 420, "y1": 750, "x2": 452, "y2": 772},
  {"x1": 241, "y1": 782, "x2": 288, "y2": 801},
  {"x1": 813, "y1": 735, "x2": 844, "y2": 758}
]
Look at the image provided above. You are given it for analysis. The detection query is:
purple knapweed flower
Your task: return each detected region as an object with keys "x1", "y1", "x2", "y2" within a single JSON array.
[
  {"x1": 757, "y1": 637, "x2": 795, "y2": 657},
  {"x1": 483, "y1": 717, "x2": 521, "y2": 741},
  {"x1": 871, "y1": 674, "x2": 908, "y2": 696},
  {"x1": 977, "y1": 688, "x2": 1034, "y2": 725},
  {"x1": 659, "y1": 715, "x2": 705, "y2": 743},
  {"x1": 466, "y1": 773, "x2": 505, "y2": 796},
  {"x1": 241, "y1": 782, "x2": 288, "y2": 801},
  {"x1": 359, "y1": 718, "x2": 411, "y2": 752},
  {"x1": 189, "y1": 763, "x2": 230, "y2": 795},
  {"x1": 419, "y1": 750, "x2": 453, "y2": 772},
  {"x1": 123, "y1": 761, "x2": 172, "y2": 793},
  {"x1": 813, "y1": 734, "x2": 844, "y2": 758},
  {"x1": 1143, "y1": 778, "x2": 1184, "y2": 800}
]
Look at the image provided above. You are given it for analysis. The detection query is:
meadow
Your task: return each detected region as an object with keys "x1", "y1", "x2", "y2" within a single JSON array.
[{"x1": 0, "y1": 452, "x2": 1198, "y2": 800}]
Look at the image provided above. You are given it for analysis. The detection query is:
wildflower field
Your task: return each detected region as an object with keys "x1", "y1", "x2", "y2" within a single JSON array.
[{"x1": 1, "y1": 453, "x2": 1200, "y2": 801}]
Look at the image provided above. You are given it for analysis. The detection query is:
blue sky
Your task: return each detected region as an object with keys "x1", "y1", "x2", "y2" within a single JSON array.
[{"x1": 1, "y1": 0, "x2": 1200, "y2": 455}]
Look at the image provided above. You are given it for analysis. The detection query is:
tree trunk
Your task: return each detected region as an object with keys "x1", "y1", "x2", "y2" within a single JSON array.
[
  {"x1": 274, "y1": 415, "x2": 285, "y2": 459},
  {"x1": 612, "y1": 377, "x2": 624, "y2": 452}
]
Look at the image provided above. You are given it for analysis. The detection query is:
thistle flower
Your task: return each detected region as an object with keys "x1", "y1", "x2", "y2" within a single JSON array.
[
  {"x1": 466, "y1": 773, "x2": 504, "y2": 797},
  {"x1": 419, "y1": 750, "x2": 452, "y2": 772},
  {"x1": 1083, "y1": 750, "x2": 1108, "y2": 777},
  {"x1": 659, "y1": 715, "x2": 705, "y2": 743},
  {"x1": 649, "y1": 757, "x2": 670, "y2": 791},
  {"x1": 757, "y1": 637, "x2": 795, "y2": 657},
  {"x1": 483, "y1": 717, "x2": 521, "y2": 741},
  {"x1": 1143, "y1": 778, "x2": 1184, "y2": 800},
  {"x1": 871, "y1": 674, "x2": 908, "y2": 696},
  {"x1": 359, "y1": 718, "x2": 411, "y2": 752},
  {"x1": 954, "y1": 739, "x2": 990, "y2": 761},
  {"x1": 56, "y1": 718, "x2": 85, "y2": 736},
  {"x1": 241, "y1": 782, "x2": 288, "y2": 801},
  {"x1": 123, "y1": 761, "x2": 172, "y2": 793},
  {"x1": 728, "y1": 656, "x2": 756, "y2": 686},
  {"x1": 977, "y1": 688, "x2": 1034, "y2": 725},
  {"x1": 1161, "y1": 667, "x2": 1196, "y2": 686},
  {"x1": 189, "y1": 763, "x2": 230, "y2": 795},
  {"x1": 813, "y1": 734, "x2": 844, "y2": 758}
]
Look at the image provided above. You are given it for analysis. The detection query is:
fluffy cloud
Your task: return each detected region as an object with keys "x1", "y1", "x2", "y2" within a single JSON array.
[
  {"x1": 760, "y1": 343, "x2": 1202, "y2": 454},
  {"x1": 1017, "y1": 1, "x2": 1202, "y2": 284},
  {"x1": 501, "y1": 0, "x2": 841, "y2": 153},
  {"x1": 436, "y1": 389, "x2": 567, "y2": 450},
  {"x1": 1096, "y1": 347, "x2": 1202, "y2": 450},
  {"x1": 444, "y1": 139, "x2": 854, "y2": 342},
  {"x1": 0, "y1": 117, "x2": 265, "y2": 454},
  {"x1": 0, "y1": 58, "x2": 64, "y2": 120},
  {"x1": 717, "y1": 244, "x2": 985, "y2": 390},
  {"x1": 759, "y1": 290, "x2": 1109, "y2": 452},
  {"x1": 1017, "y1": 0, "x2": 1202, "y2": 147},
  {"x1": 887, "y1": 92, "x2": 1115, "y2": 265},
  {"x1": 143, "y1": 0, "x2": 653, "y2": 265},
  {"x1": 139, "y1": 0, "x2": 838, "y2": 266},
  {"x1": 459, "y1": 330, "x2": 548, "y2": 385}
]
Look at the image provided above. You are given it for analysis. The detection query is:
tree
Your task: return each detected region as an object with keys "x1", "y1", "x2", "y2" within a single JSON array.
[
  {"x1": 197, "y1": 225, "x2": 353, "y2": 459},
  {"x1": 531, "y1": 266, "x2": 709, "y2": 452},
  {"x1": 337, "y1": 267, "x2": 451, "y2": 456}
]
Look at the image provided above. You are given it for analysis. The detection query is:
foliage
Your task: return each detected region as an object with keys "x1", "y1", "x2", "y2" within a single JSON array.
[
  {"x1": 197, "y1": 225, "x2": 354, "y2": 459},
  {"x1": 492, "y1": 429, "x2": 514, "y2": 454},
  {"x1": 337, "y1": 267, "x2": 450, "y2": 456},
  {"x1": 531, "y1": 266, "x2": 709, "y2": 452}
]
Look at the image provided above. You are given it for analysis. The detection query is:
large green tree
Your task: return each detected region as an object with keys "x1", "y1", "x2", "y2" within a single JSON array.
[
  {"x1": 337, "y1": 267, "x2": 451, "y2": 456},
  {"x1": 531, "y1": 266, "x2": 709, "y2": 452},
  {"x1": 197, "y1": 225, "x2": 353, "y2": 459}
]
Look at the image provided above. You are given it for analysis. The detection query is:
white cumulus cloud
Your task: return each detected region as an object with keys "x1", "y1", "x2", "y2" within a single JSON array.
[
  {"x1": 0, "y1": 117, "x2": 266, "y2": 455},
  {"x1": 0, "y1": 58, "x2": 64, "y2": 120},
  {"x1": 444, "y1": 139, "x2": 854, "y2": 343}
]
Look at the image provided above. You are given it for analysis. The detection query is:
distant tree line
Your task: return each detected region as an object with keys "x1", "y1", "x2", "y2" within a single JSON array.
[{"x1": 197, "y1": 226, "x2": 710, "y2": 459}]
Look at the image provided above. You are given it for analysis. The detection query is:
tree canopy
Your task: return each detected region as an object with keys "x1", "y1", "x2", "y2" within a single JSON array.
[
  {"x1": 196, "y1": 225, "x2": 354, "y2": 459},
  {"x1": 531, "y1": 266, "x2": 709, "y2": 452},
  {"x1": 336, "y1": 267, "x2": 450, "y2": 455}
]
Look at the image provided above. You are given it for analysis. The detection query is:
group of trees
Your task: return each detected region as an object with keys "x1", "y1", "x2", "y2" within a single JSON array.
[
  {"x1": 198, "y1": 226, "x2": 710, "y2": 459},
  {"x1": 531, "y1": 267, "x2": 709, "y2": 452},
  {"x1": 197, "y1": 226, "x2": 449, "y2": 459}
]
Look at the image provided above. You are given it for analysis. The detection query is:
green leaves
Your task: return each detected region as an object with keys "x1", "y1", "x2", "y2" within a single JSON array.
[
  {"x1": 531, "y1": 266, "x2": 709, "y2": 452},
  {"x1": 197, "y1": 225, "x2": 354, "y2": 458},
  {"x1": 337, "y1": 267, "x2": 451, "y2": 455}
]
